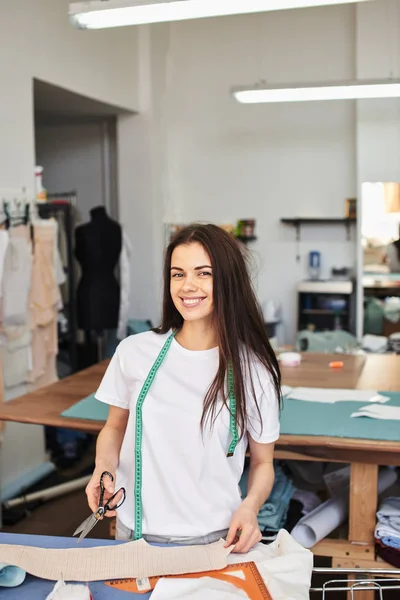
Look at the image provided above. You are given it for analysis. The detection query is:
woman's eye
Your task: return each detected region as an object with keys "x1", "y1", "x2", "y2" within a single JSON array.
[
  {"x1": 199, "y1": 271, "x2": 212, "y2": 277},
  {"x1": 171, "y1": 272, "x2": 183, "y2": 278}
]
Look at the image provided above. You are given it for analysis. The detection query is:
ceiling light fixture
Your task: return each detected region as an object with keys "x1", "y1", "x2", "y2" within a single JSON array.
[
  {"x1": 232, "y1": 79, "x2": 400, "y2": 103},
  {"x1": 69, "y1": 0, "x2": 372, "y2": 29}
]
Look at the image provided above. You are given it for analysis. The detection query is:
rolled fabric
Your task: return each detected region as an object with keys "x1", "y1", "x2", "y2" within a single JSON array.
[{"x1": 291, "y1": 468, "x2": 397, "y2": 548}]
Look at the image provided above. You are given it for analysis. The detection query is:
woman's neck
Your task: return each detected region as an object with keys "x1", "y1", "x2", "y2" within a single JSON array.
[{"x1": 175, "y1": 320, "x2": 218, "y2": 351}]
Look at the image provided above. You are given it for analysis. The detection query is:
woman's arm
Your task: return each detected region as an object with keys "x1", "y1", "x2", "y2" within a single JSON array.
[
  {"x1": 85, "y1": 406, "x2": 129, "y2": 516},
  {"x1": 225, "y1": 436, "x2": 275, "y2": 553}
]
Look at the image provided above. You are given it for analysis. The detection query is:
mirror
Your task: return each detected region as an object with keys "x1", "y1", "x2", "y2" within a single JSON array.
[{"x1": 361, "y1": 182, "x2": 400, "y2": 340}]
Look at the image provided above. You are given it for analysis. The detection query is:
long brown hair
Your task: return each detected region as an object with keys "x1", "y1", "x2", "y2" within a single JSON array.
[{"x1": 155, "y1": 223, "x2": 281, "y2": 437}]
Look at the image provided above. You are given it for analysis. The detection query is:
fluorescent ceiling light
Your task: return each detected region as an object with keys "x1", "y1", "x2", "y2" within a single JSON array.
[
  {"x1": 69, "y1": 0, "x2": 372, "y2": 29},
  {"x1": 232, "y1": 79, "x2": 400, "y2": 103}
]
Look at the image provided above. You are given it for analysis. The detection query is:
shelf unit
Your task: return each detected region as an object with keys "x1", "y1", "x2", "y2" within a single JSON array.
[{"x1": 296, "y1": 280, "x2": 355, "y2": 334}]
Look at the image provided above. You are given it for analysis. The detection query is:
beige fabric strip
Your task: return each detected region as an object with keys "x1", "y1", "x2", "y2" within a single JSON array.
[{"x1": 0, "y1": 539, "x2": 232, "y2": 582}]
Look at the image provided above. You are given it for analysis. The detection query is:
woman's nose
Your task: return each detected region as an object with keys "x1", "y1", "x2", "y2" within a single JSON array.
[{"x1": 181, "y1": 275, "x2": 197, "y2": 291}]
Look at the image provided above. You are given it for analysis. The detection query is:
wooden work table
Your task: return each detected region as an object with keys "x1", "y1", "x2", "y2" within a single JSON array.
[{"x1": 0, "y1": 352, "x2": 399, "y2": 599}]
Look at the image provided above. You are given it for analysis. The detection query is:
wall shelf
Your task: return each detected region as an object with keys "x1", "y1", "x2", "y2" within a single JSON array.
[{"x1": 281, "y1": 217, "x2": 356, "y2": 242}]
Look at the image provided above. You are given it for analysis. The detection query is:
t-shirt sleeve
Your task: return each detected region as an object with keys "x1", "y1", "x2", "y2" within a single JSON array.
[
  {"x1": 95, "y1": 343, "x2": 130, "y2": 409},
  {"x1": 246, "y1": 368, "x2": 280, "y2": 444}
]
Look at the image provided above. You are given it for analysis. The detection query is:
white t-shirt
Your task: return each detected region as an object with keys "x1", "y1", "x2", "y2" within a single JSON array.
[{"x1": 95, "y1": 330, "x2": 280, "y2": 537}]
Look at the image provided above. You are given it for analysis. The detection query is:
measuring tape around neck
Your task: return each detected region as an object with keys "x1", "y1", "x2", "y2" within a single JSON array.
[{"x1": 133, "y1": 331, "x2": 239, "y2": 540}]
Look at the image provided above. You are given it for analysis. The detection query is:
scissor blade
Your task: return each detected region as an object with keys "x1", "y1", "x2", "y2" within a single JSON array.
[{"x1": 73, "y1": 514, "x2": 97, "y2": 540}]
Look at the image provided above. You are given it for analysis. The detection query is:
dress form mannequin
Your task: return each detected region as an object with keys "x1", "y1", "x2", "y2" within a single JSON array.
[{"x1": 75, "y1": 206, "x2": 122, "y2": 360}]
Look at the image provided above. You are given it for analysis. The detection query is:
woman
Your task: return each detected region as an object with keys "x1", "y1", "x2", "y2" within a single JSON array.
[{"x1": 86, "y1": 223, "x2": 281, "y2": 554}]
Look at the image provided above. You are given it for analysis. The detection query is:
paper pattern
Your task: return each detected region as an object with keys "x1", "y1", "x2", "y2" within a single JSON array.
[
  {"x1": 286, "y1": 387, "x2": 389, "y2": 404},
  {"x1": 0, "y1": 538, "x2": 231, "y2": 582},
  {"x1": 351, "y1": 404, "x2": 400, "y2": 421}
]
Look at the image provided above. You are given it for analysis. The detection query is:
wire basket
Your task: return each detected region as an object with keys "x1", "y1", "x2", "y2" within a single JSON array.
[{"x1": 311, "y1": 567, "x2": 400, "y2": 598}]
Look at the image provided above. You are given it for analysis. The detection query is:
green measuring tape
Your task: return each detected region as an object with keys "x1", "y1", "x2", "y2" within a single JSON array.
[{"x1": 133, "y1": 331, "x2": 239, "y2": 540}]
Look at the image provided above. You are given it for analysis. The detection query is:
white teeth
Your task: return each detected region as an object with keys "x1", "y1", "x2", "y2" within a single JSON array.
[{"x1": 182, "y1": 298, "x2": 203, "y2": 306}]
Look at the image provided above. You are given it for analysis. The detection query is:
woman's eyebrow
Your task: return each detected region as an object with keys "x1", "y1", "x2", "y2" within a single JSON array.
[{"x1": 170, "y1": 265, "x2": 212, "y2": 271}]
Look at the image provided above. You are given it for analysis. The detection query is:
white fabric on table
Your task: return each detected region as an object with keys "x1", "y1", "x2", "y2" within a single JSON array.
[
  {"x1": 152, "y1": 530, "x2": 312, "y2": 600},
  {"x1": 152, "y1": 577, "x2": 248, "y2": 599},
  {"x1": 351, "y1": 404, "x2": 400, "y2": 420},
  {"x1": 286, "y1": 388, "x2": 388, "y2": 404}
]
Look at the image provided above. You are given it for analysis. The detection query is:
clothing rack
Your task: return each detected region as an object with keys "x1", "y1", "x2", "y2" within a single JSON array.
[{"x1": 38, "y1": 192, "x2": 78, "y2": 374}]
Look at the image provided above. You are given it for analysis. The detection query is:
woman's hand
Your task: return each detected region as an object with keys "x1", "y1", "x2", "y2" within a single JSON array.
[
  {"x1": 224, "y1": 503, "x2": 262, "y2": 553},
  {"x1": 85, "y1": 468, "x2": 118, "y2": 517}
]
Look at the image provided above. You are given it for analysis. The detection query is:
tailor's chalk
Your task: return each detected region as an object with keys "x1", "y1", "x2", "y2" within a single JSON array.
[{"x1": 329, "y1": 361, "x2": 343, "y2": 369}]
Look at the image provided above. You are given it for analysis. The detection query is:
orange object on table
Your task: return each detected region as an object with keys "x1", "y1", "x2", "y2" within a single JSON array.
[
  {"x1": 329, "y1": 361, "x2": 344, "y2": 369},
  {"x1": 105, "y1": 561, "x2": 272, "y2": 599}
]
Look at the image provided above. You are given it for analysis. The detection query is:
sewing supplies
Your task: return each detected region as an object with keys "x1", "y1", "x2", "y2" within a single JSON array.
[
  {"x1": 73, "y1": 471, "x2": 126, "y2": 542},
  {"x1": 105, "y1": 561, "x2": 272, "y2": 599},
  {"x1": 278, "y1": 352, "x2": 302, "y2": 367},
  {"x1": 329, "y1": 361, "x2": 344, "y2": 369}
]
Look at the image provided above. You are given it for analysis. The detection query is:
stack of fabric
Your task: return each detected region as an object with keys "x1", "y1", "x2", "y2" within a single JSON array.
[
  {"x1": 375, "y1": 497, "x2": 400, "y2": 567},
  {"x1": 240, "y1": 462, "x2": 295, "y2": 536}
]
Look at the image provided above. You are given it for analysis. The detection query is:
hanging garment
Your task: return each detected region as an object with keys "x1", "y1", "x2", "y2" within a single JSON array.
[
  {"x1": 0, "y1": 326, "x2": 32, "y2": 388},
  {"x1": 30, "y1": 220, "x2": 61, "y2": 328},
  {"x1": 27, "y1": 220, "x2": 60, "y2": 386},
  {"x1": 51, "y1": 209, "x2": 69, "y2": 306},
  {"x1": 1, "y1": 229, "x2": 32, "y2": 326},
  {"x1": 0, "y1": 229, "x2": 9, "y2": 317},
  {"x1": 27, "y1": 319, "x2": 58, "y2": 384},
  {"x1": 117, "y1": 228, "x2": 132, "y2": 340}
]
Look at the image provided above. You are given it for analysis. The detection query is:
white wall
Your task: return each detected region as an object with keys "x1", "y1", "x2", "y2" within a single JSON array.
[
  {"x1": 36, "y1": 122, "x2": 107, "y2": 222},
  {"x1": 118, "y1": 25, "x2": 172, "y2": 324},
  {"x1": 0, "y1": 0, "x2": 138, "y2": 191},
  {"x1": 0, "y1": 0, "x2": 138, "y2": 496},
  {"x1": 124, "y1": 5, "x2": 357, "y2": 342}
]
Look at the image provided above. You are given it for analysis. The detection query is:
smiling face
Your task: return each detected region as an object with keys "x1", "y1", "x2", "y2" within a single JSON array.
[{"x1": 170, "y1": 242, "x2": 214, "y2": 325}]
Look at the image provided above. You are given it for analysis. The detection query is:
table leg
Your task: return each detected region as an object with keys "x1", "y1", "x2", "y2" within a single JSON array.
[{"x1": 347, "y1": 463, "x2": 378, "y2": 600}]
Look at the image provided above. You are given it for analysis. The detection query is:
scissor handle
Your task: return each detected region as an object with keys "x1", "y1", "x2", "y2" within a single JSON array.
[
  {"x1": 104, "y1": 487, "x2": 126, "y2": 514},
  {"x1": 99, "y1": 471, "x2": 114, "y2": 508}
]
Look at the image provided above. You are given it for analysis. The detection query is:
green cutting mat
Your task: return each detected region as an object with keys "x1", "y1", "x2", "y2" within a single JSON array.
[
  {"x1": 280, "y1": 392, "x2": 400, "y2": 441},
  {"x1": 61, "y1": 391, "x2": 400, "y2": 442},
  {"x1": 61, "y1": 393, "x2": 109, "y2": 421}
]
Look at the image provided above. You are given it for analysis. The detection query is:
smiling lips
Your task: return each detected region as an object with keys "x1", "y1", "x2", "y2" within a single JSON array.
[{"x1": 181, "y1": 297, "x2": 206, "y2": 308}]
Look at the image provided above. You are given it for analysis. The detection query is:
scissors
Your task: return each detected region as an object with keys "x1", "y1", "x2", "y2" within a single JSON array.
[{"x1": 73, "y1": 471, "x2": 126, "y2": 542}]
